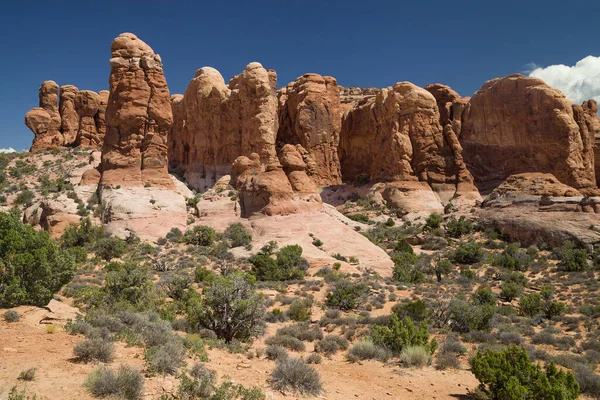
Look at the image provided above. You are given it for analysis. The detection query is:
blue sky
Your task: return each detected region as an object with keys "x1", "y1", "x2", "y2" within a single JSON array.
[{"x1": 1, "y1": 0, "x2": 599, "y2": 150}]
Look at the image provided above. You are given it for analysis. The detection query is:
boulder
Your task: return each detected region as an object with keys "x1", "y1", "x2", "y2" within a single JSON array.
[
  {"x1": 278, "y1": 73, "x2": 342, "y2": 186},
  {"x1": 461, "y1": 74, "x2": 597, "y2": 192},
  {"x1": 168, "y1": 63, "x2": 278, "y2": 191}
]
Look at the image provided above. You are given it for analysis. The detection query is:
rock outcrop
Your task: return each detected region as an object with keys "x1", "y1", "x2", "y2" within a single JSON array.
[
  {"x1": 168, "y1": 63, "x2": 278, "y2": 191},
  {"x1": 99, "y1": 33, "x2": 186, "y2": 241},
  {"x1": 278, "y1": 73, "x2": 342, "y2": 186},
  {"x1": 26, "y1": 81, "x2": 63, "y2": 151},
  {"x1": 26, "y1": 82, "x2": 109, "y2": 150},
  {"x1": 59, "y1": 85, "x2": 80, "y2": 145},
  {"x1": 101, "y1": 32, "x2": 174, "y2": 188},
  {"x1": 460, "y1": 74, "x2": 597, "y2": 192},
  {"x1": 232, "y1": 145, "x2": 322, "y2": 217},
  {"x1": 574, "y1": 100, "x2": 600, "y2": 187},
  {"x1": 339, "y1": 81, "x2": 479, "y2": 210}
]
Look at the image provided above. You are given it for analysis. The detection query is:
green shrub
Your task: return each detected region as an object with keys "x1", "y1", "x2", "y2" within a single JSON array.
[
  {"x1": 400, "y1": 345, "x2": 431, "y2": 368},
  {"x1": 519, "y1": 293, "x2": 543, "y2": 317},
  {"x1": 191, "y1": 272, "x2": 265, "y2": 343},
  {"x1": 574, "y1": 365, "x2": 600, "y2": 398},
  {"x1": 471, "y1": 345, "x2": 579, "y2": 400},
  {"x1": 266, "y1": 345, "x2": 289, "y2": 361},
  {"x1": 500, "y1": 281, "x2": 523, "y2": 302},
  {"x1": 194, "y1": 266, "x2": 216, "y2": 283},
  {"x1": 394, "y1": 238, "x2": 414, "y2": 254},
  {"x1": 346, "y1": 340, "x2": 391, "y2": 362},
  {"x1": 391, "y1": 251, "x2": 424, "y2": 284},
  {"x1": 249, "y1": 244, "x2": 307, "y2": 281},
  {"x1": 144, "y1": 339, "x2": 186, "y2": 375},
  {"x1": 453, "y1": 242, "x2": 484, "y2": 264},
  {"x1": 102, "y1": 262, "x2": 159, "y2": 308},
  {"x1": 178, "y1": 363, "x2": 216, "y2": 398},
  {"x1": 14, "y1": 189, "x2": 34, "y2": 206},
  {"x1": 265, "y1": 335, "x2": 306, "y2": 352},
  {"x1": 447, "y1": 300, "x2": 495, "y2": 333},
  {"x1": 347, "y1": 213, "x2": 369, "y2": 223},
  {"x1": 73, "y1": 337, "x2": 115, "y2": 363},
  {"x1": 472, "y1": 288, "x2": 497, "y2": 306},
  {"x1": 435, "y1": 351, "x2": 461, "y2": 370},
  {"x1": 371, "y1": 315, "x2": 437, "y2": 355},
  {"x1": 493, "y1": 243, "x2": 532, "y2": 271},
  {"x1": 271, "y1": 357, "x2": 322, "y2": 396},
  {"x1": 3, "y1": 310, "x2": 20, "y2": 322},
  {"x1": 554, "y1": 241, "x2": 588, "y2": 272},
  {"x1": 17, "y1": 368, "x2": 36, "y2": 381},
  {"x1": 184, "y1": 225, "x2": 219, "y2": 246},
  {"x1": 315, "y1": 334, "x2": 349, "y2": 356},
  {"x1": 325, "y1": 280, "x2": 368, "y2": 310},
  {"x1": 84, "y1": 365, "x2": 144, "y2": 400},
  {"x1": 0, "y1": 212, "x2": 75, "y2": 307},
  {"x1": 287, "y1": 298, "x2": 312, "y2": 322},
  {"x1": 392, "y1": 299, "x2": 432, "y2": 322},
  {"x1": 446, "y1": 216, "x2": 473, "y2": 238},
  {"x1": 94, "y1": 236, "x2": 127, "y2": 261},
  {"x1": 224, "y1": 223, "x2": 252, "y2": 248},
  {"x1": 60, "y1": 217, "x2": 105, "y2": 249},
  {"x1": 425, "y1": 213, "x2": 443, "y2": 229}
]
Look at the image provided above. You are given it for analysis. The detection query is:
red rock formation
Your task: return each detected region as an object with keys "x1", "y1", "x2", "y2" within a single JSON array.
[
  {"x1": 278, "y1": 73, "x2": 342, "y2": 186},
  {"x1": 75, "y1": 90, "x2": 101, "y2": 147},
  {"x1": 59, "y1": 85, "x2": 79, "y2": 145},
  {"x1": 169, "y1": 62, "x2": 278, "y2": 190},
  {"x1": 95, "y1": 90, "x2": 109, "y2": 145},
  {"x1": 26, "y1": 81, "x2": 63, "y2": 151},
  {"x1": 101, "y1": 32, "x2": 173, "y2": 188},
  {"x1": 460, "y1": 74, "x2": 596, "y2": 191},
  {"x1": 574, "y1": 100, "x2": 600, "y2": 187},
  {"x1": 232, "y1": 145, "x2": 322, "y2": 217},
  {"x1": 339, "y1": 82, "x2": 478, "y2": 206}
]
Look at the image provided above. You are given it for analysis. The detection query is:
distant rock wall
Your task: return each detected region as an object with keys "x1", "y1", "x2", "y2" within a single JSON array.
[{"x1": 26, "y1": 81, "x2": 108, "y2": 151}]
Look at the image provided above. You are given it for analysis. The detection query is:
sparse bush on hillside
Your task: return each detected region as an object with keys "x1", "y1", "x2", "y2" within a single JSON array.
[
  {"x1": 101, "y1": 262, "x2": 160, "y2": 309},
  {"x1": 144, "y1": 338, "x2": 186, "y2": 375},
  {"x1": 315, "y1": 334, "x2": 349, "y2": 356},
  {"x1": 84, "y1": 365, "x2": 144, "y2": 400},
  {"x1": 392, "y1": 299, "x2": 432, "y2": 323},
  {"x1": 94, "y1": 236, "x2": 127, "y2": 261},
  {"x1": 287, "y1": 298, "x2": 312, "y2": 322},
  {"x1": 447, "y1": 299, "x2": 495, "y2": 333},
  {"x1": 73, "y1": 337, "x2": 115, "y2": 363},
  {"x1": 184, "y1": 225, "x2": 219, "y2": 246},
  {"x1": 453, "y1": 242, "x2": 484, "y2": 265},
  {"x1": 14, "y1": 189, "x2": 34, "y2": 206},
  {"x1": 425, "y1": 213, "x2": 443, "y2": 229},
  {"x1": 60, "y1": 217, "x2": 105, "y2": 249},
  {"x1": 493, "y1": 242, "x2": 532, "y2": 271},
  {"x1": 471, "y1": 345, "x2": 579, "y2": 400},
  {"x1": 446, "y1": 216, "x2": 473, "y2": 238},
  {"x1": 346, "y1": 340, "x2": 391, "y2": 363},
  {"x1": 224, "y1": 222, "x2": 252, "y2": 248},
  {"x1": 554, "y1": 241, "x2": 588, "y2": 272},
  {"x1": 371, "y1": 315, "x2": 437, "y2": 355},
  {"x1": 191, "y1": 272, "x2": 265, "y2": 343},
  {"x1": 391, "y1": 251, "x2": 424, "y2": 284},
  {"x1": 271, "y1": 357, "x2": 323, "y2": 396},
  {"x1": 3, "y1": 310, "x2": 20, "y2": 322},
  {"x1": 500, "y1": 281, "x2": 523, "y2": 302},
  {"x1": 0, "y1": 212, "x2": 75, "y2": 307},
  {"x1": 249, "y1": 243, "x2": 308, "y2": 281},
  {"x1": 400, "y1": 345, "x2": 432, "y2": 368},
  {"x1": 325, "y1": 280, "x2": 368, "y2": 310}
]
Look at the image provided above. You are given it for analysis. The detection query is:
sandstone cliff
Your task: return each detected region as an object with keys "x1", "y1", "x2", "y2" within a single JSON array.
[
  {"x1": 278, "y1": 73, "x2": 342, "y2": 186},
  {"x1": 460, "y1": 74, "x2": 597, "y2": 192},
  {"x1": 338, "y1": 82, "x2": 479, "y2": 210},
  {"x1": 168, "y1": 63, "x2": 278, "y2": 191}
]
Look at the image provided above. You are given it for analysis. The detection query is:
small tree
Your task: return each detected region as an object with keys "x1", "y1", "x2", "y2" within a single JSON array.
[
  {"x1": 446, "y1": 216, "x2": 473, "y2": 238},
  {"x1": 453, "y1": 242, "x2": 484, "y2": 264},
  {"x1": 325, "y1": 280, "x2": 368, "y2": 310},
  {"x1": 196, "y1": 272, "x2": 265, "y2": 343},
  {"x1": 425, "y1": 213, "x2": 443, "y2": 229},
  {"x1": 0, "y1": 212, "x2": 75, "y2": 307},
  {"x1": 223, "y1": 223, "x2": 252, "y2": 248},
  {"x1": 472, "y1": 345, "x2": 579, "y2": 400},
  {"x1": 184, "y1": 225, "x2": 218, "y2": 246},
  {"x1": 554, "y1": 241, "x2": 588, "y2": 272},
  {"x1": 94, "y1": 236, "x2": 127, "y2": 261}
]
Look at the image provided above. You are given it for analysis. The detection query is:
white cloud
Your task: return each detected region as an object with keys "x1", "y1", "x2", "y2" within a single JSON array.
[
  {"x1": 529, "y1": 55, "x2": 600, "y2": 106},
  {"x1": 0, "y1": 147, "x2": 16, "y2": 154}
]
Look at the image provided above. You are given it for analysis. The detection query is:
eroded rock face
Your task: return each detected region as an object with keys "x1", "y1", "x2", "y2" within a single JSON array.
[
  {"x1": 59, "y1": 85, "x2": 79, "y2": 145},
  {"x1": 99, "y1": 33, "x2": 187, "y2": 241},
  {"x1": 26, "y1": 82, "x2": 109, "y2": 150},
  {"x1": 339, "y1": 81, "x2": 479, "y2": 206},
  {"x1": 461, "y1": 74, "x2": 597, "y2": 191},
  {"x1": 278, "y1": 73, "x2": 342, "y2": 186},
  {"x1": 168, "y1": 63, "x2": 278, "y2": 191},
  {"x1": 574, "y1": 100, "x2": 600, "y2": 187},
  {"x1": 26, "y1": 81, "x2": 63, "y2": 151},
  {"x1": 232, "y1": 145, "x2": 322, "y2": 217},
  {"x1": 101, "y1": 32, "x2": 173, "y2": 188}
]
